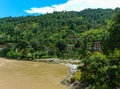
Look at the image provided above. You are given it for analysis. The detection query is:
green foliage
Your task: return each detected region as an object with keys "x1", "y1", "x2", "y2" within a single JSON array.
[
  {"x1": 0, "y1": 9, "x2": 113, "y2": 59},
  {"x1": 107, "y1": 49, "x2": 120, "y2": 88},
  {"x1": 56, "y1": 40, "x2": 67, "y2": 52},
  {"x1": 80, "y1": 51, "x2": 120, "y2": 89},
  {"x1": 78, "y1": 8, "x2": 113, "y2": 30},
  {"x1": 81, "y1": 29, "x2": 108, "y2": 41},
  {"x1": 71, "y1": 71, "x2": 81, "y2": 83},
  {"x1": 6, "y1": 50, "x2": 22, "y2": 59},
  {"x1": 0, "y1": 7, "x2": 119, "y2": 89},
  {"x1": 80, "y1": 29, "x2": 108, "y2": 56},
  {"x1": 80, "y1": 52, "x2": 108, "y2": 88},
  {"x1": 16, "y1": 40, "x2": 29, "y2": 49},
  {"x1": 109, "y1": 49, "x2": 120, "y2": 65},
  {"x1": 103, "y1": 8, "x2": 120, "y2": 53}
]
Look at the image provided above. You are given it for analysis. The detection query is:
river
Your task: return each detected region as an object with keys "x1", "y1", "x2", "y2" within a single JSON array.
[{"x1": 0, "y1": 58, "x2": 69, "y2": 89}]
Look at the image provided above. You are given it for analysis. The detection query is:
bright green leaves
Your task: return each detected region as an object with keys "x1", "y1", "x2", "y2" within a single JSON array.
[{"x1": 80, "y1": 51, "x2": 120, "y2": 89}]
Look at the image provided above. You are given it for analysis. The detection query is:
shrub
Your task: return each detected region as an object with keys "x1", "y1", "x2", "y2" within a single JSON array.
[
  {"x1": 71, "y1": 71, "x2": 81, "y2": 83},
  {"x1": 79, "y1": 51, "x2": 120, "y2": 89},
  {"x1": 6, "y1": 50, "x2": 22, "y2": 59},
  {"x1": 80, "y1": 52, "x2": 109, "y2": 88},
  {"x1": 107, "y1": 49, "x2": 120, "y2": 88}
]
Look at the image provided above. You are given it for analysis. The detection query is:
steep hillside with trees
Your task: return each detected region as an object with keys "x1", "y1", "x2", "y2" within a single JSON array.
[
  {"x1": 0, "y1": 7, "x2": 120, "y2": 89},
  {"x1": 103, "y1": 8, "x2": 120, "y2": 53},
  {"x1": 0, "y1": 8, "x2": 113, "y2": 59},
  {"x1": 78, "y1": 8, "x2": 120, "y2": 89}
]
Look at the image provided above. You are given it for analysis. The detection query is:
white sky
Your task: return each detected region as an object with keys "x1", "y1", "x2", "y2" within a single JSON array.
[{"x1": 25, "y1": 0, "x2": 120, "y2": 14}]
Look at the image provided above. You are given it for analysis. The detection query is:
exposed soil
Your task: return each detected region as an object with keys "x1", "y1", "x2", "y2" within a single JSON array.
[{"x1": 0, "y1": 58, "x2": 69, "y2": 89}]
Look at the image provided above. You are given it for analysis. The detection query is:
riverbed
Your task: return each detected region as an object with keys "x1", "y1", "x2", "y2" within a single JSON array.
[{"x1": 0, "y1": 58, "x2": 69, "y2": 89}]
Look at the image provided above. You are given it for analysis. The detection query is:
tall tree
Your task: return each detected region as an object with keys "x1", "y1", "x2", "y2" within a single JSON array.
[{"x1": 104, "y1": 8, "x2": 120, "y2": 53}]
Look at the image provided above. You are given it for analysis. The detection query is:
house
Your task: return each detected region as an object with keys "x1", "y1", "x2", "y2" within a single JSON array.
[{"x1": 94, "y1": 41, "x2": 101, "y2": 51}]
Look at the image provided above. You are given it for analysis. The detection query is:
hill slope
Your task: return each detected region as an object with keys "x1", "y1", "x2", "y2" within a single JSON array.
[{"x1": 0, "y1": 8, "x2": 113, "y2": 59}]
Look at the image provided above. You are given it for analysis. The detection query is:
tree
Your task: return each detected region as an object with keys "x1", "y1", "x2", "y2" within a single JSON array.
[
  {"x1": 16, "y1": 40, "x2": 29, "y2": 50},
  {"x1": 0, "y1": 9, "x2": 113, "y2": 59},
  {"x1": 29, "y1": 38, "x2": 39, "y2": 51},
  {"x1": 108, "y1": 49, "x2": 120, "y2": 88},
  {"x1": 56, "y1": 40, "x2": 67, "y2": 52},
  {"x1": 104, "y1": 8, "x2": 120, "y2": 53},
  {"x1": 80, "y1": 52, "x2": 120, "y2": 89},
  {"x1": 74, "y1": 40, "x2": 81, "y2": 49}
]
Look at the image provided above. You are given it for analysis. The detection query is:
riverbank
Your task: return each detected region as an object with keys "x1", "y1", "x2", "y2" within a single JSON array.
[{"x1": 0, "y1": 58, "x2": 69, "y2": 89}]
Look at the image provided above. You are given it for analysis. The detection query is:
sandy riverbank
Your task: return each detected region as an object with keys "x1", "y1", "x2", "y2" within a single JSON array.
[{"x1": 0, "y1": 58, "x2": 69, "y2": 89}]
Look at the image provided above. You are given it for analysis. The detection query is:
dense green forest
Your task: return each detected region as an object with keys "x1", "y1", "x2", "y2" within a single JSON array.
[
  {"x1": 0, "y1": 8, "x2": 113, "y2": 59},
  {"x1": 0, "y1": 8, "x2": 120, "y2": 89}
]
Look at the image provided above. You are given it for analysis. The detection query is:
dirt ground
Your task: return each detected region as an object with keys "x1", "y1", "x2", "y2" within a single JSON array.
[{"x1": 0, "y1": 58, "x2": 69, "y2": 89}]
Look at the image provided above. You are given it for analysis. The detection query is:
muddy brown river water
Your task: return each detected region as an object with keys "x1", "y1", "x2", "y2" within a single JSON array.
[{"x1": 0, "y1": 58, "x2": 69, "y2": 89}]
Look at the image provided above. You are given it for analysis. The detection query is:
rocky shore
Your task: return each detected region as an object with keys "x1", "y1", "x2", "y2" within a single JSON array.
[
  {"x1": 61, "y1": 63, "x2": 83, "y2": 89},
  {"x1": 35, "y1": 58, "x2": 83, "y2": 89},
  {"x1": 34, "y1": 58, "x2": 81, "y2": 64}
]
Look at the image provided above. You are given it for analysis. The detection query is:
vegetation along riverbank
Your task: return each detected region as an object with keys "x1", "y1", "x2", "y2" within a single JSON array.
[{"x1": 0, "y1": 8, "x2": 120, "y2": 89}]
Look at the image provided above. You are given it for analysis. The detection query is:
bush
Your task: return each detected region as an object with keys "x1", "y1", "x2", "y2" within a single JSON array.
[
  {"x1": 80, "y1": 52, "x2": 109, "y2": 88},
  {"x1": 71, "y1": 71, "x2": 81, "y2": 83},
  {"x1": 0, "y1": 47, "x2": 10, "y2": 57},
  {"x1": 109, "y1": 49, "x2": 120, "y2": 66},
  {"x1": 6, "y1": 50, "x2": 22, "y2": 59},
  {"x1": 107, "y1": 49, "x2": 120, "y2": 88},
  {"x1": 79, "y1": 51, "x2": 120, "y2": 89}
]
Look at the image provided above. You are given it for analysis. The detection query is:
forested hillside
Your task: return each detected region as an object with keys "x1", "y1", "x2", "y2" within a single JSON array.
[
  {"x1": 0, "y1": 8, "x2": 120, "y2": 89},
  {"x1": 0, "y1": 8, "x2": 113, "y2": 59}
]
